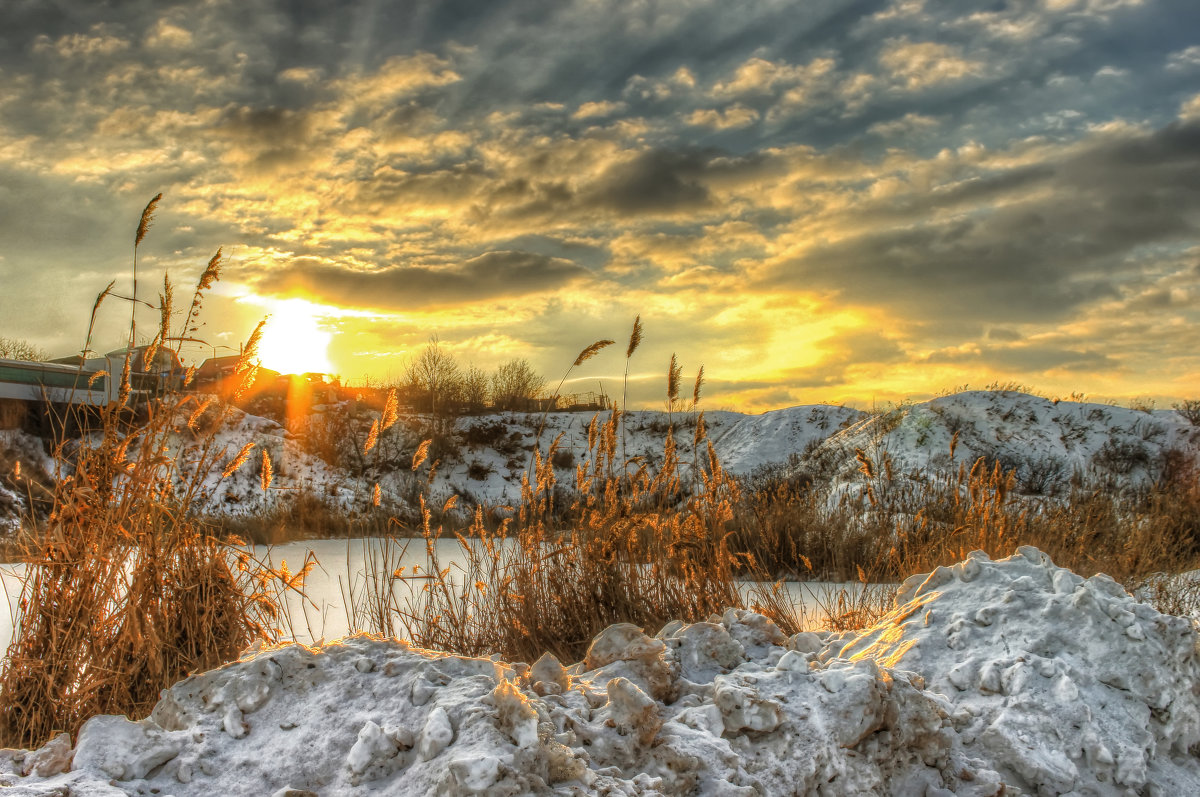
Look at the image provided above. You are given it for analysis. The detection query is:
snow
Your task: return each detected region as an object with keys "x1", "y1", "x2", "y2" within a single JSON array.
[
  {"x1": 3, "y1": 392, "x2": 1200, "y2": 792},
  {"x1": 2, "y1": 391, "x2": 1198, "y2": 531},
  {"x1": 804, "y1": 391, "x2": 1200, "y2": 493},
  {"x1": 4, "y1": 547, "x2": 1200, "y2": 795}
]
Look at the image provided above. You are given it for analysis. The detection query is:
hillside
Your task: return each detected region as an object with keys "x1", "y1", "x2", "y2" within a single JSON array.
[{"x1": 1, "y1": 391, "x2": 1196, "y2": 532}]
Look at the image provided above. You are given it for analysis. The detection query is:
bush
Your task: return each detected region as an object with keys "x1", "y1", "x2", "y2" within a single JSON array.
[
  {"x1": 467, "y1": 460, "x2": 493, "y2": 480},
  {"x1": 1174, "y1": 399, "x2": 1200, "y2": 426}
]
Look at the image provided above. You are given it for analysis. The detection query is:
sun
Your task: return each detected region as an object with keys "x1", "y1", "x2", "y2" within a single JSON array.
[{"x1": 255, "y1": 300, "x2": 334, "y2": 376}]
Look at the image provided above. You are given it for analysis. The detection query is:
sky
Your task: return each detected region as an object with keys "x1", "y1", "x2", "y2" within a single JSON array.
[{"x1": 1, "y1": 0, "x2": 1198, "y2": 412}]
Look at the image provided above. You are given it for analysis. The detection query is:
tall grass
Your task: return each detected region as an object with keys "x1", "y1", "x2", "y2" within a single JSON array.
[
  {"x1": 730, "y1": 439, "x2": 1200, "y2": 620},
  {"x1": 0, "y1": 202, "x2": 291, "y2": 749},
  {"x1": 389, "y1": 401, "x2": 797, "y2": 665}
]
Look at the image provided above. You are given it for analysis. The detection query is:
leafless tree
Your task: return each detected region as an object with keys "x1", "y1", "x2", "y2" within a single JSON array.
[
  {"x1": 404, "y1": 335, "x2": 460, "y2": 420},
  {"x1": 492, "y1": 358, "x2": 545, "y2": 411},
  {"x1": 0, "y1": 337, "x2": 49, "y2": 362},
  {"x1": 461, "y1": 365, "x2": 490, "y2": 414}
]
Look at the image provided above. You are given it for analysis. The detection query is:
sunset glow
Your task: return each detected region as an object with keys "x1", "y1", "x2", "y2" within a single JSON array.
[
  {"x1": 0, "y1": 1, "x2": 1197, "y2": 410},
  {"x1": 255, "y1": 301, "x2": 334, "y2": 377}
]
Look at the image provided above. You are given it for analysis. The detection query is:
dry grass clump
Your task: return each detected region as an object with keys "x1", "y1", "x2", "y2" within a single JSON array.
[
  {"x1": 368, "y1": 334, "x2": 797, "y2": 664},
  {"x1": 731, "y1": 440, "x2": 1200, "y2": 623},
  {"x1": 398, "y1": 411, "x2": 794, "y2": 664},
  {"x1": 0, "y1": 201, "x2": 292, "y2": 749}
]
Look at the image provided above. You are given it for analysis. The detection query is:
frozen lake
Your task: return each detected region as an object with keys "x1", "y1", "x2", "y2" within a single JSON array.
[{"x1": 0, "y1": 537, "x2": 879, "y2": 653}]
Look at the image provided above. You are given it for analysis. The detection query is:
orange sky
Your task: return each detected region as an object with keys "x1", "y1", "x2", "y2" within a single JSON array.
[{"x1": 1, "y1": 1, "x2": 1199, "y2": 411}]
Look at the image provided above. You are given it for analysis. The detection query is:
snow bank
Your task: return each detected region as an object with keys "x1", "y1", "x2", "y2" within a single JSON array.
[
  {"x1": 2, "y1": 391, "x2": 1199, "y2": 532},
  {"x1": 807, "y1": 391, "x2": 1200, "y2": 493},
  {"x1": 5, "y1": 548, "x2": 1199, "y2": 795}
]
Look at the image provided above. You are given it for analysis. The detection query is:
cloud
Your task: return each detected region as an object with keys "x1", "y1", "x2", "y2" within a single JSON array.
[
  {"x1": 877, "y1": 38, "x2": 986, "y2": 91},
  {"x1": 251, "y1": 250, "x2": 591, "y2": 310},
  {"x1": 711, "y1": 57, "x2": 836, "y2": 99},
  {"x1": 33, "y1": 27, "x2": 130, "y2": 59},
  {"x1": 759, "y1": 117, "x2": 1200, "y2": 325},
  {"x1": 1166, "y1": 45, "x2": 1200, "y2": 71},
  {"x1": 331, "y1": 53, "x2": 461, "y2": 112},
  {"x1": 581, "y1": 148, "x2": 714, "y2": 215},
  {"x1": 2, "y1": 0, "x2": 1199, "y2": 406},
  {"x1": 573, "y1": 100, "x2": 626, "y2": 120},
  {"x1": 867, "y1": 112, "x2": 939, "y2": 138},
  {"x1": 685, "y1": 105, "x2": 759, "y2": 130},
  {"x1": 145, "y1": 19, "x2": 193, "y2": 50},
  {"x1": 1183, "y1": 93, "x2": 1200, "y2": 120},
  {"x1": 775, "y1": 328, "x2": 908, "y2": 390},
  {"x1": 922, "y1": 343, "x2": 1116, "y2": 373}
]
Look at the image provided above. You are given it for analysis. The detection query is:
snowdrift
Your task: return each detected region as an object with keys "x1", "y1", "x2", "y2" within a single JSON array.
[{"x1": 3, "y1": 548, "x2": 1199, "y2": 795}]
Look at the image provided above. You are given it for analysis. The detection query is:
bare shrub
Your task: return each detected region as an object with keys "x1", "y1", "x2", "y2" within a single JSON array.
[
  {"x1": 1174, "y1": 399, "x2": 1200, "y2": 426},
  {"x1": 491, "y1": 358, "x2": 544, "y2": 412},
  {"x1": 467, "y1": 460, "x2": 493, "y2": 480}
]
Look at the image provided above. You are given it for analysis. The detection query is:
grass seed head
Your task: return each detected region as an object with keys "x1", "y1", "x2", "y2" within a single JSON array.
[
  {"x1": 573, "y1": 339, "x2": 615, "y2": 368},
  {"x1": 625, "y1": 315, "x2": 643, "y2": 359},
  {"x1": 260, "y1": 449, "x2": 274, "y2": 491},
  {"x1": 135, "y1": 193, "x2": 162, "y2": 247}
]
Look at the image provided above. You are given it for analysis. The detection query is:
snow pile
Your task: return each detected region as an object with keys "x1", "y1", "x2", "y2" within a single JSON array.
[
  {"x1": 5, "y1": 548, "x2": 1199, "y2": 795},
  {"x1": 176, "y1": 406, "x2": 365, "y2": 516},
  {"x1": 837, "y1": 547, "x2": 1200, "y2": 793},
  {"x1": 806, "y1": 391, "x2": 1200, "y2": 493}
]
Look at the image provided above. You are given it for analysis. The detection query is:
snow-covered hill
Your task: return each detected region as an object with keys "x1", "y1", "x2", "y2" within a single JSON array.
[
  {"x1": 2, "y1": 391, "x2": 1198, "y2": 531},
  {"x1": 799, "y1": 391, "x2": 1200, "y2": 495},
  {"x1": 5, "y1": 548, "x2": 1198, "y2": 795}
]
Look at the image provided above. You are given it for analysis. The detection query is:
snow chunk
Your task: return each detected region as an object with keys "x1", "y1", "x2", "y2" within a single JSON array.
[{"x1": 72, "y1": 715, "x2": 184, "y2": 780}]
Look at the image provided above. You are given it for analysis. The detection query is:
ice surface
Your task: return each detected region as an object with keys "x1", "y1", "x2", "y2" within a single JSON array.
[{"x1": 7, "y1": 548, "x2": 1199, "y2": 795}]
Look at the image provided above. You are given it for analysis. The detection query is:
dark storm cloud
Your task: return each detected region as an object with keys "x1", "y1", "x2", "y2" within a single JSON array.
[
  {"x1": 253, "y1": 250, "x2": 590, "y2": 309},
  {"x1": 582, "y1": 149, "x2": 713, "y2": 215},
  {"x1": 761, "y1": 117, "x2": 1200, "y2": 324}
]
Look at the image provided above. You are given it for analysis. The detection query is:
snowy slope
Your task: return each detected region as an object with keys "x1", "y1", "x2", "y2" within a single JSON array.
[
  {"x1": 801, "y1": 391, "x2": 1200, "y2": 494},
  {"x1": 4, "y1": 548, "x2": 1198, "y2": 795},
  {"x1": 1, "y1": 391, "x2": 1197, "y2": 530}
]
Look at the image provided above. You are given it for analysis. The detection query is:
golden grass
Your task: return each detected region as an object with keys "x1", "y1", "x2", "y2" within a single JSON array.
[
  {"x1": 730, "y1": 442, "x2": 1200, "y2": 625},
  {"x1": 383, "y1": 409, "x2": 797, "y2": 665},
  {"x1": 0, "y1": 200, "x2": 293, "y2": 749}
]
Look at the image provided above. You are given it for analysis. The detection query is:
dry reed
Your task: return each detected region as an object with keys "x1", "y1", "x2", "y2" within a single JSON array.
[{"x1": 0, "y1": 200, "x2": 296, "y2": 749}]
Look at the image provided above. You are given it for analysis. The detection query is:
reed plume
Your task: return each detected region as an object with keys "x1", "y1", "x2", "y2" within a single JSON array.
[
  {"x1": 363, "y1": 420, "x2": 380, "y2": 455},
  {"x1": 131, "y1": 193, "x2": 163, "y2": 345},
  {"x1": 135, "y1": 193, "x2": 162, "y2": 248},
  {"x1": 625, "y1": 315, "x2": 643, "y2": 359},
  {"x1": 412, "y1": 439, "x2": 432, "y2": 471},
  {"x1": 222, "y1": 442, "x2": 255, "y2": 478},
  {"x1": 667, "y1": 353, "x2": 681, "y2": 411},
  {"x1": 260, "y1": 449, "x2": 274, "y2": 491},
  {"x1": 621, "y1": 315, "x2": 643, "y2": 474},
  {"x1": 575, "y1": 339, "x2": 615, "y2": 367}
]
